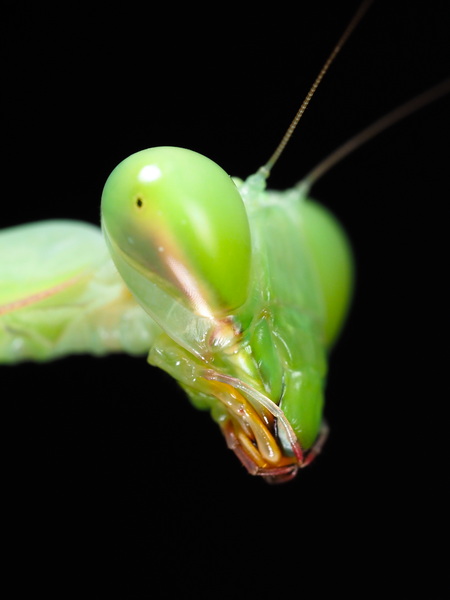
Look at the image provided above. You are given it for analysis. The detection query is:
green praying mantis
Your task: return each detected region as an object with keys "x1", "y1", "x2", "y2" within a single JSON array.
[{"x1": 2, "y1": 1, "x2": 449, "y2": 482}]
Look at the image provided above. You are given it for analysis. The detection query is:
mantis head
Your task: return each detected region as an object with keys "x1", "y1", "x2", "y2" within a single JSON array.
[{"x1": 101, "y1": 147, "x2": 325, "y2": 482}]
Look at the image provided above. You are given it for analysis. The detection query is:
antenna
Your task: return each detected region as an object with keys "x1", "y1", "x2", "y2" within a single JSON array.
[{"x1": 259, "y1": 0, "x2": 374, "y2": 178}]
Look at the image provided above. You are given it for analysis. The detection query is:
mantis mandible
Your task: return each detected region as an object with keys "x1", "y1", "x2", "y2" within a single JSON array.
[{"x1": 2, "y1": 1, "x2": 448, "y2": 483}]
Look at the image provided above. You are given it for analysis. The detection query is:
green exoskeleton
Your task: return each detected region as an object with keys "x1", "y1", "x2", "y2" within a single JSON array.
[
  {"x1": 101, "y1": 146, "x2": 354, "y2": 479},
  {"x1": 1, "y1": 1, "x2": 448, "y2": 482},
  {"x1": 0, "y1": 146, "x2": 352, "y2": 481}
]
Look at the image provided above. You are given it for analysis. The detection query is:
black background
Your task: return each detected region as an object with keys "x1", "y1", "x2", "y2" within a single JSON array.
[{"x1": 3, "y1": 1, "x2": 449, "y2": 596}]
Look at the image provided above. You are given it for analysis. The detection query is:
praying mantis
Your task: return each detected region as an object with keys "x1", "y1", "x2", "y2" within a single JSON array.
[{"x1": 1, "y1": 1, "x2": 448, "y2": 477}]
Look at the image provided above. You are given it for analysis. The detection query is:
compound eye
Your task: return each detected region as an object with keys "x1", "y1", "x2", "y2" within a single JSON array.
[{"x1": 101, "y1": 146, "x2": 252, "y2": 318}]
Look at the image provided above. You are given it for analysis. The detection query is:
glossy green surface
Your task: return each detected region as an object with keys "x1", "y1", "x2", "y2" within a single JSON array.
[
  {"x1": 0, "y1": 146, "x2": 354, "y2": 477},
  {"x1": 101, "y1": 147, "x2": 251, "y2": 318}
]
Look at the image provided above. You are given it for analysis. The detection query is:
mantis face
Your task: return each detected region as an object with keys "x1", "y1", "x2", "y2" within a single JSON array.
[{"x1": 101, "y1": 146, "x2": 348, "y2": 482}]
